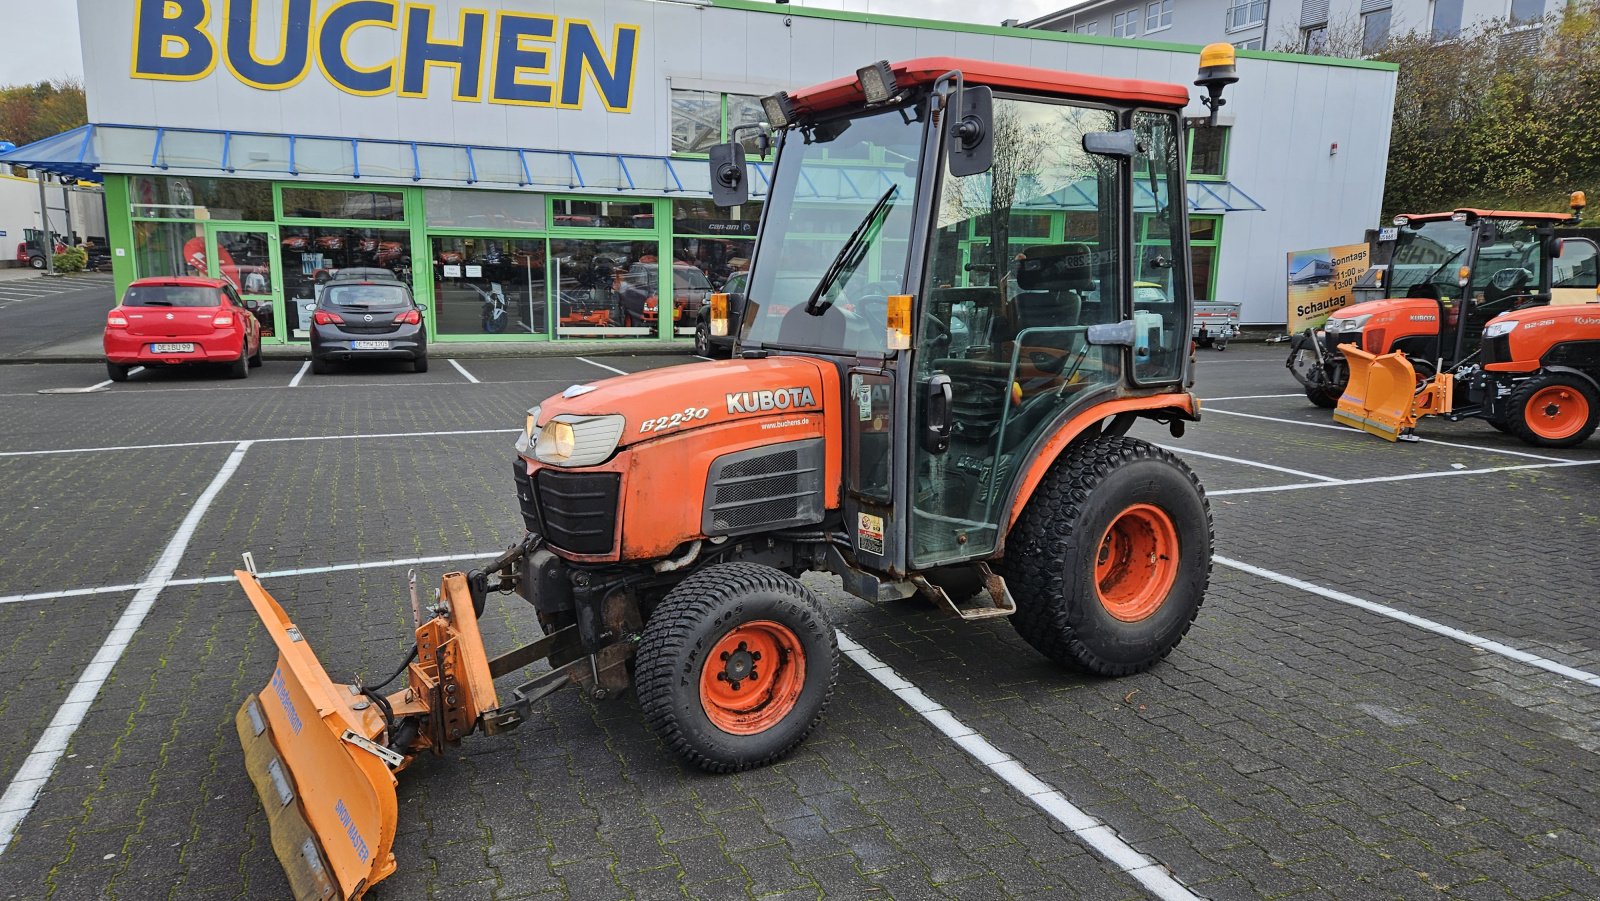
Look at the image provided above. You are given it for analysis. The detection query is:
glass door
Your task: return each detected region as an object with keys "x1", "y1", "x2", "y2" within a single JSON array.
[{"x1": 206, "y1": 225, "x2": 284, "y2": 342}]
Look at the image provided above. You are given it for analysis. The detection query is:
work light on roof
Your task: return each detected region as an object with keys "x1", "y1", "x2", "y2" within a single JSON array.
[
  {"x1": 856, "y1": 60, "x2": 898, "y2": 104},
  {"x1": 1451, "y1": 211, "x2": 1470, "y2": 223},
  {"x1": 1393, "y1": 215, "x2": 1410, "y2": 226},
  {"x1": 761, "y1": 92, "x2": 797, "y2": 130}
]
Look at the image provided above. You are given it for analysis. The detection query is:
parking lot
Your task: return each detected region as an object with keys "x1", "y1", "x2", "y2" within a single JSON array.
[{"x1": 0, "y1": 343, "x2": 1597, "y2": 901}]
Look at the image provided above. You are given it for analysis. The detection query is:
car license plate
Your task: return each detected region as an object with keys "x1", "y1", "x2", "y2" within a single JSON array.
[
  {"x1": 150, "y1": 343, "x2": 195, "y2": 353},
  {"x1": 352, "y1": 340, "x2": 390, "y2": 350}
]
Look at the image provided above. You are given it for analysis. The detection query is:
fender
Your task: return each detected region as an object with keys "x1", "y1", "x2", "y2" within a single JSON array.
[
  {"x1": 1537, "y1": 364, "x2": 1600, "y2": 394},
  {"x1": 999, "y1": 392, "x2": 1199, "y2": 544}
]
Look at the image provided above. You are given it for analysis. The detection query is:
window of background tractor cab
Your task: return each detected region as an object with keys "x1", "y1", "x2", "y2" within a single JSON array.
[{"x1": 122, "y1": 285, "x2": 221, "y2": 307}]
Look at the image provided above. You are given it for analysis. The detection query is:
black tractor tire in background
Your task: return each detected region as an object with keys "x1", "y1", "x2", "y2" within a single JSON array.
[
  {"x1": 1007, "y1": 436, "x2": 1212, "y2": 676},
  {"x1": 1508, "y1": 372, "x2": 1600, "y2": 448},
  {"x1": 635, "y1": 562, "x2": 838, "y2": 773},
  {"x1": 1305, "y1": 384, "x2": 1341, "y2": 408},
  {"x1": 105, "y1": 362, "x2": 130, "y2": 382}
]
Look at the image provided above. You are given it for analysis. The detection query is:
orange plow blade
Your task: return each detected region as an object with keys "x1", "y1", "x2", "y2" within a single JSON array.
[
  {"x1": 1333, "y1": 346, "x2": 1453, "y2": 441},
  {"x1": 235, "y1": 569, "x2": 505, "y2": 900}
]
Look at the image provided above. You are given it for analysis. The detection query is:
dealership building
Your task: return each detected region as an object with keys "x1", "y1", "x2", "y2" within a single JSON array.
[{"x1": 1, "y1": 0, "x2": 1396, "y2": 343}]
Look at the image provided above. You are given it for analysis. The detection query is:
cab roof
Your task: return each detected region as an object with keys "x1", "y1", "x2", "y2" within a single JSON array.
[
  {"x1": 788, "y1": 57, "x2": 1192, "y2": 115},
  {"x1": 1398, "y1": 208, "x2": 1575, "y2": 224}
]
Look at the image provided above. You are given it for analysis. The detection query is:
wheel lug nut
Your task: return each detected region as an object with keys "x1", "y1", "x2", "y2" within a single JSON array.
[
  {"x1": 730, "y1": 681, "x2": 741, "y2": 691},
  {"x1": 750, "y1": 651, "x2": 761, "y2": 661},
  {"x1": 717, "y1": 672, "x2": 727, "y2": 682},
  {"x1": 720, "y1": 651, "x2": 730, "y2": 661},
  {"x1": 737, "y1": 641, "x2": 747, "y2": 652}
]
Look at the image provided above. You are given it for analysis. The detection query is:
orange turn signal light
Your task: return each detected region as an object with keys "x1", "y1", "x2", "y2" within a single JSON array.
[
  {"x1": 709, "y1": 293, "x2": 729, "y2": 337},
  {"x1": 887, "y1": 294, "x2": 913, "y2": 351},
  {"x1": 1458, "y1": 265, "x2": 1471, "y2": 287}
]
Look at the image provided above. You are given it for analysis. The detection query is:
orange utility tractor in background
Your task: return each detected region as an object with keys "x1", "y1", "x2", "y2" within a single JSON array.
[
  {"x1": 1287, "y1": 201, "x2": 1596, "y2": 409},
  {"x1": 235, "y1": 49, "x2": 1244, "y2": 899}
]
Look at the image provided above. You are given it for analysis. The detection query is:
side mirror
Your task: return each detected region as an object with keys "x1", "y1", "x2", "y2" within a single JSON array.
[
  {"x1": 416, "y1": 304, "x2": 428, "y2": 311},
  {"x1": 1086, "y1": 320, "x2": 1138, "y2": 347},
  {"x1": 708, "y1": 142, "x2": 749, "y2": 208},
  {"x1": 947, "y1": 85, "x2": 993, "y2": 178},
  {"x1": 244, "y1": 299, "x2": 259, "y2": 311},
  {"x1": 1083, "y1": 129, "x2": 1141, "y2": 158}
]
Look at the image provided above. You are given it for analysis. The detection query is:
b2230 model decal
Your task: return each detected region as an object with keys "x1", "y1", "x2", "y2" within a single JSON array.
[{"x1": 639, "y1": 407, "x2": 711, "y2": 434}]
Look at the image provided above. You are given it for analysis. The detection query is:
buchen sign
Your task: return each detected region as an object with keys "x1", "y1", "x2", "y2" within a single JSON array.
[
  {"x1": 1286, "y1": 243, "x2": 1368, "y2": 333},
  {"x1": 130, "y1": 0, "x2": 640, "y2": 111}
]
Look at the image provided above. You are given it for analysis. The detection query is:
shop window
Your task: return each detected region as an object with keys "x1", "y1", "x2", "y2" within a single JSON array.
[
  {"x1": 279, "y1": 227, "x2": 412, "y2": 339},
  {"x1": 129, "y1": 175, "x2": 274, "y2": 221},
  {"x1": 552, "y1": 198, "x2": 656, "y2": 229},
  {"x1": 430, "y1": 237, "x2": 547, "y2": 337},
  {"x1": 425, "y1": 189, "x2": 546, "y2": 230},
  {"x1": 1189, "y1": 126, "x2": 1229, "y2": 179},
  {"x1": 1113, "y1": 10, "x2": 1140, "y2": 36},
  {"x1": 548, "y1": 238, "x2": 662, "y2": 337},
  {"x1": 670, "y1": 89, "x2": 768, "y2": 154},
  {"x1": 1190, "y1": 216, "x2": 1223, "y2": 300},
  {"x1": 133, "y1": 221, "x2": 204, "y2": 278},
  {"x1": 1226, "y1": 0, "x2": 1267, "y2": 30},
  {"x1": 280, "y1": 188, "x2": 405, "y2": 221}
]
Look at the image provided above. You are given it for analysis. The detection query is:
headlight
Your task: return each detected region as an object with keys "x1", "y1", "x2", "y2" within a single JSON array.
[
  {"x1": 533, "y1": 413, "x2": 626, "y2": 467},
  {"x1": 516, "y1": 405, "x2": 541, "y2": 455},
  {"x1": 1483, "y1": 319, "x2": 1519, "y2": 338},
  {"x1": 1337, "y1": 313, "x2": 1373, "y2": 333},
  {"x1": 1324, "y1": 318, "x2": 1344, "y2": 333}
]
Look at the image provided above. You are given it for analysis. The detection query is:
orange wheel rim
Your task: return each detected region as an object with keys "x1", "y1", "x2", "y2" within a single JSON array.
[
  {"x1": 1095, "y1": 504, "x2": 1180, "y2": 622},
  {"x1": 699, "y1": 620, "x2": 806, "y2": 735},
  {"x1": 1525, "y1": 386, "x2": 1588, "y2": 440}
]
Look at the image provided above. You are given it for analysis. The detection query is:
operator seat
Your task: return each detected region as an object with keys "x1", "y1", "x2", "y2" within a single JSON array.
[{"x1": 1010, "y1": 243, "x2": 1094, "y2": 367}]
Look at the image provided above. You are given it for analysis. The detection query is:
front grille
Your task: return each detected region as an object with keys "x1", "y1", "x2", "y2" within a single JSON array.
[
  {"x1": 1323, "y1": 332, "x2": 1361, "y2": 352},
  {"x1": 703, "y1": 439, "x2": 824, "y2": 535},
  {"x1": 536, "y1": 470, "x2": 620, "y2": 555},
  {"x1": 511, "y1": 460, "x2": 540, "y2": 534},
  {"x1": 1482, "y1": 334, "x2": 1512, "y2": 365}
]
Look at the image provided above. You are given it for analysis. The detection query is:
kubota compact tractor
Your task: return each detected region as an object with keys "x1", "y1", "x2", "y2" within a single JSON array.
[
  {"x1": 235, "y1": 50, "x2": 1242, "y2": 899},
  {"x1": 1288, "y1": 200, "x2": 1596, "y2": 408}
]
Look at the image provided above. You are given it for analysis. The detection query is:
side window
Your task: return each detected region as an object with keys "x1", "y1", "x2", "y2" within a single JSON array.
[
  {"x1": 1132, "y1": 111, "x2": 1190, "y2": 384},
  {"x1": 1554, "y1": 238, "x2": 1599, "y2": 288},
  {"x1": 225, "y1": 286, "x2": 245, "y2": 308}
]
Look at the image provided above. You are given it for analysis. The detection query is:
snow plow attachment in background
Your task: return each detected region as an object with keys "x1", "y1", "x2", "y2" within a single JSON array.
[
  {"x1": 1333, "y1": 345, "x2": 1453, "y2": 441},
  {"x1": 235, "y1": 567, "x2": 519, "y2": 900}
]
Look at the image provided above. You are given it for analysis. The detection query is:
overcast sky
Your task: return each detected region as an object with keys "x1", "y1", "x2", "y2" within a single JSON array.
[{"x1": 0, "y1": 0, "x2": 1070, "y2": 88}]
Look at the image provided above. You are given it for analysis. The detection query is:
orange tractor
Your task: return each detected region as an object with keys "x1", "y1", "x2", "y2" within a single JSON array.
[{"x1": 235, "y1": 49, "x2": 1242, "y2": 899}]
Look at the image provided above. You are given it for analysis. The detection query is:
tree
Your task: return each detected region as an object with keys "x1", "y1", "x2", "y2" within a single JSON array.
[{"x1": 0, "y1": 79, "x2": 87, "y2": 148}]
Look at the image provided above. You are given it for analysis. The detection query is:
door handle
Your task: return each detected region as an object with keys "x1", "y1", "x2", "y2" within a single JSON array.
[{"x1": 923, "y1": 373, "x2": 953, "y2": 455}]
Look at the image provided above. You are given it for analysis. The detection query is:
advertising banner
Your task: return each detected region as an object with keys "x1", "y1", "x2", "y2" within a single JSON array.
[{"x1": 1286, "y1": 243, "x2": 1369, "y2": 333}]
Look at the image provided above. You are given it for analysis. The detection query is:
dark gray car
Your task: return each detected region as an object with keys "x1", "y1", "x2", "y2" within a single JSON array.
[{"x1": 310, "y1": 280, "x2": 428, "y2": 373}]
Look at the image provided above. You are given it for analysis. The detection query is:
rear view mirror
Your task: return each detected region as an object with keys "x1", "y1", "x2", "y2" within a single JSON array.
[
  {"x1": 1086, "y1": 320, "x2": 1138, "y2": 347},
  {"x1": 708, "y1": 142, "x2": 749, "y2": 208},
  {"x1": 947, "y1": 85, "x2": 993, "y2": 178},
  {"x1": 1083, "y1": 129, "x2": 1141, "y2": 158},
  {"x1": 244, "y1": 300, "x2": 259, "y2": 311}
]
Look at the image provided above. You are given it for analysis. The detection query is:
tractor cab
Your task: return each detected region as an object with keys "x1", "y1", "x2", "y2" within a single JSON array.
[{"x1": 1289, "y1": 199, "x2": 1595, "y2": 407}]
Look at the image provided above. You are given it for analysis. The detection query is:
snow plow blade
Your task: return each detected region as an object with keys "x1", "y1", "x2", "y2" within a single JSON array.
[
  {"x1": 1333, "y1": 345, "x2": 1453, "y2": 441},
  {"x1": 234, "y1": 568, "x2": 507, "y2": 900}
]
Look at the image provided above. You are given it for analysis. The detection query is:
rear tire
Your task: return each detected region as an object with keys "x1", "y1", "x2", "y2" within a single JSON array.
[
  {"x1": 311, "y1": 357, "x2": 331, "y2": 375},
  {"x1": 413, "y1": 353, "x2": 429, "y2": 373},
  {"x1": 635, "y1": 563, "x2": 837, "y2": 773},
  {"x1": 1508, "y1": 372, "x2": 1599, "y2": 448},
  {"x1": 29, "y1": 255, "x2": 45, "y2": 270},
  {"x1": 105, "y1": 362, "x2": 130, "y2": 382},
  {"x1": 248, "y1": 338, "x2": 263, "y2": 368},
  {"x1": 1008, "y1": 436, "x2": 1212, "y2": 676},
  {"x1": 227, "y1": 341, "x2": 249, "y2": 379},
  {"x1": 1306, "y1": 384, "x2": 1341, "y2": 409}
]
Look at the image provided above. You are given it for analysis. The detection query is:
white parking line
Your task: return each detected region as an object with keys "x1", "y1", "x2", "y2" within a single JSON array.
[
  {"x1": 1216, "y1": 556, "x2": 1600, "y2": 689},
  {"x1": 0, "y1": 427, "x2": 519, "y2": 458},
  {"x1": 1203, "y1": 407, "x2": 1568, "y2": 461},
  {"x1": 288, "y1": 361, "x2": 310, "y2": 387},
  {"x1": 693, "y1": 355, "x2": 715, "y2": 362},
  {"x1": 1199, "y1": 393, "x2": 1303, "y2": 401},
  {"x1": 448, "y1": 359, "x2": 481, "y2": 383},
  {"x1": 576, "y1": 356, "x2": 628, "y2": 376},
  {"x1": 836, "y1": 631, "x2": 1201, "y2": 901},
  {"x1": 1154, "y1": 443, "x2": 1339, "y2": 482},
  {"x1": 0, "y1": 441, "x2": 251, "y2": 856},
  {"x1": 1208, "y1": 458, "x2": 1600, "y2": 496},
  {"x1": 0, "y1": 551, "x2": 502, "y2": 607}
]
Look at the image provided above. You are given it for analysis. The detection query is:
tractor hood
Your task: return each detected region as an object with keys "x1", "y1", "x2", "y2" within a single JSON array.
[
  {"x1": 1331, "y1": 296, "x2": 1438, "y2": 323},
  {"x1": 533, "y1": 356, "x2": 831, "y2": 450},
  {"x1": 1485, "y1": 303, "x2": 1600, "y2": 328}
]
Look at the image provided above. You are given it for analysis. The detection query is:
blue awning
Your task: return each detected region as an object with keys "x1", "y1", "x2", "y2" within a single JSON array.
[{"x1": 0, "y1": 125, "x2": 100, "y2": 183}]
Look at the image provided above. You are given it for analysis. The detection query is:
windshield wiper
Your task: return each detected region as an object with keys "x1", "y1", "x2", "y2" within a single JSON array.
[{"x1": 803, "y1": 185, "x2": 899, "y2": 316}]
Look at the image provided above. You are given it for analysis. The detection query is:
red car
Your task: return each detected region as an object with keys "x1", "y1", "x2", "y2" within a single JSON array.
[{"x1": 103, "y1": 276, "x2": 262, "y2": 381}]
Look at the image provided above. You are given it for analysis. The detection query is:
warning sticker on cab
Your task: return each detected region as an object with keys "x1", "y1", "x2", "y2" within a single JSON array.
[{"x1": 857, "y1": 513, "x2": 885, "y2": 556}]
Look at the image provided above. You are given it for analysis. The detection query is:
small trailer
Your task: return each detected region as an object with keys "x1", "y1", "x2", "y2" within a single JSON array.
[{"x1": 1192, "y1": 300, "x2": 1241, "y2": 350}]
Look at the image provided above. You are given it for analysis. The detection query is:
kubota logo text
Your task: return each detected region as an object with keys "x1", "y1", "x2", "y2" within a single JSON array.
[
  {"x1": 726, "y1": 387, "x2": 817, "y2": 414},
  {"x1": 336, "y1": 799, "x2": 371, "y2": 863},
  {"x1": 270, "y1": 667, "x2": 303, "y2": 734}
]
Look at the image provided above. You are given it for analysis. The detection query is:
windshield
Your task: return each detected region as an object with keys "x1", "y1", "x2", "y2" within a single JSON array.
[
  {"x1": 123, "y1": 285, "x2": 220, "y2": 308},
  {"x1": 741, "y1": 105, "x2": 926, "y2": 353},
  {"x1": 1388, "y1": 220, "x2": 1471, "y2": 291},
  {"x1": 321, "y1": 283, "x2": 413, "y2": 308}
]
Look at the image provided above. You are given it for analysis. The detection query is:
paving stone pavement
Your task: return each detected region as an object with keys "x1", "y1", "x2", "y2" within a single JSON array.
[{"x1": 0, "y1": 345, "x2": 1596, "y2": 900}]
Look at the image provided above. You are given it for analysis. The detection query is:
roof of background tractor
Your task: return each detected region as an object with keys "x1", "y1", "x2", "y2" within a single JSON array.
[
  {"x1": 788, "y1": 57, "x2": 1191, "y2": 115},
  {"x1": 1398, "y1": 209, "x2": 1575, "y2": 224}
]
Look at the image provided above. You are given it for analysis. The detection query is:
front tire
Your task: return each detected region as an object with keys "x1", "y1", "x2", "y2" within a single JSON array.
[
  {"x1": 1008, "y1": 437, "x2": 1212, "y2": 676},
  {"x1": 694, "y1": 321, "x2": 716, "y2": 358},
  {"x1": 635, "y1": 563, "x2": 837, "y2": 773},
  {"x1": 1508, "y1": 373, "x2": 1599, "y2": 448},
  {"x1": 1306, "y1": 384, "x2": 1341, "y2": 409}
]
